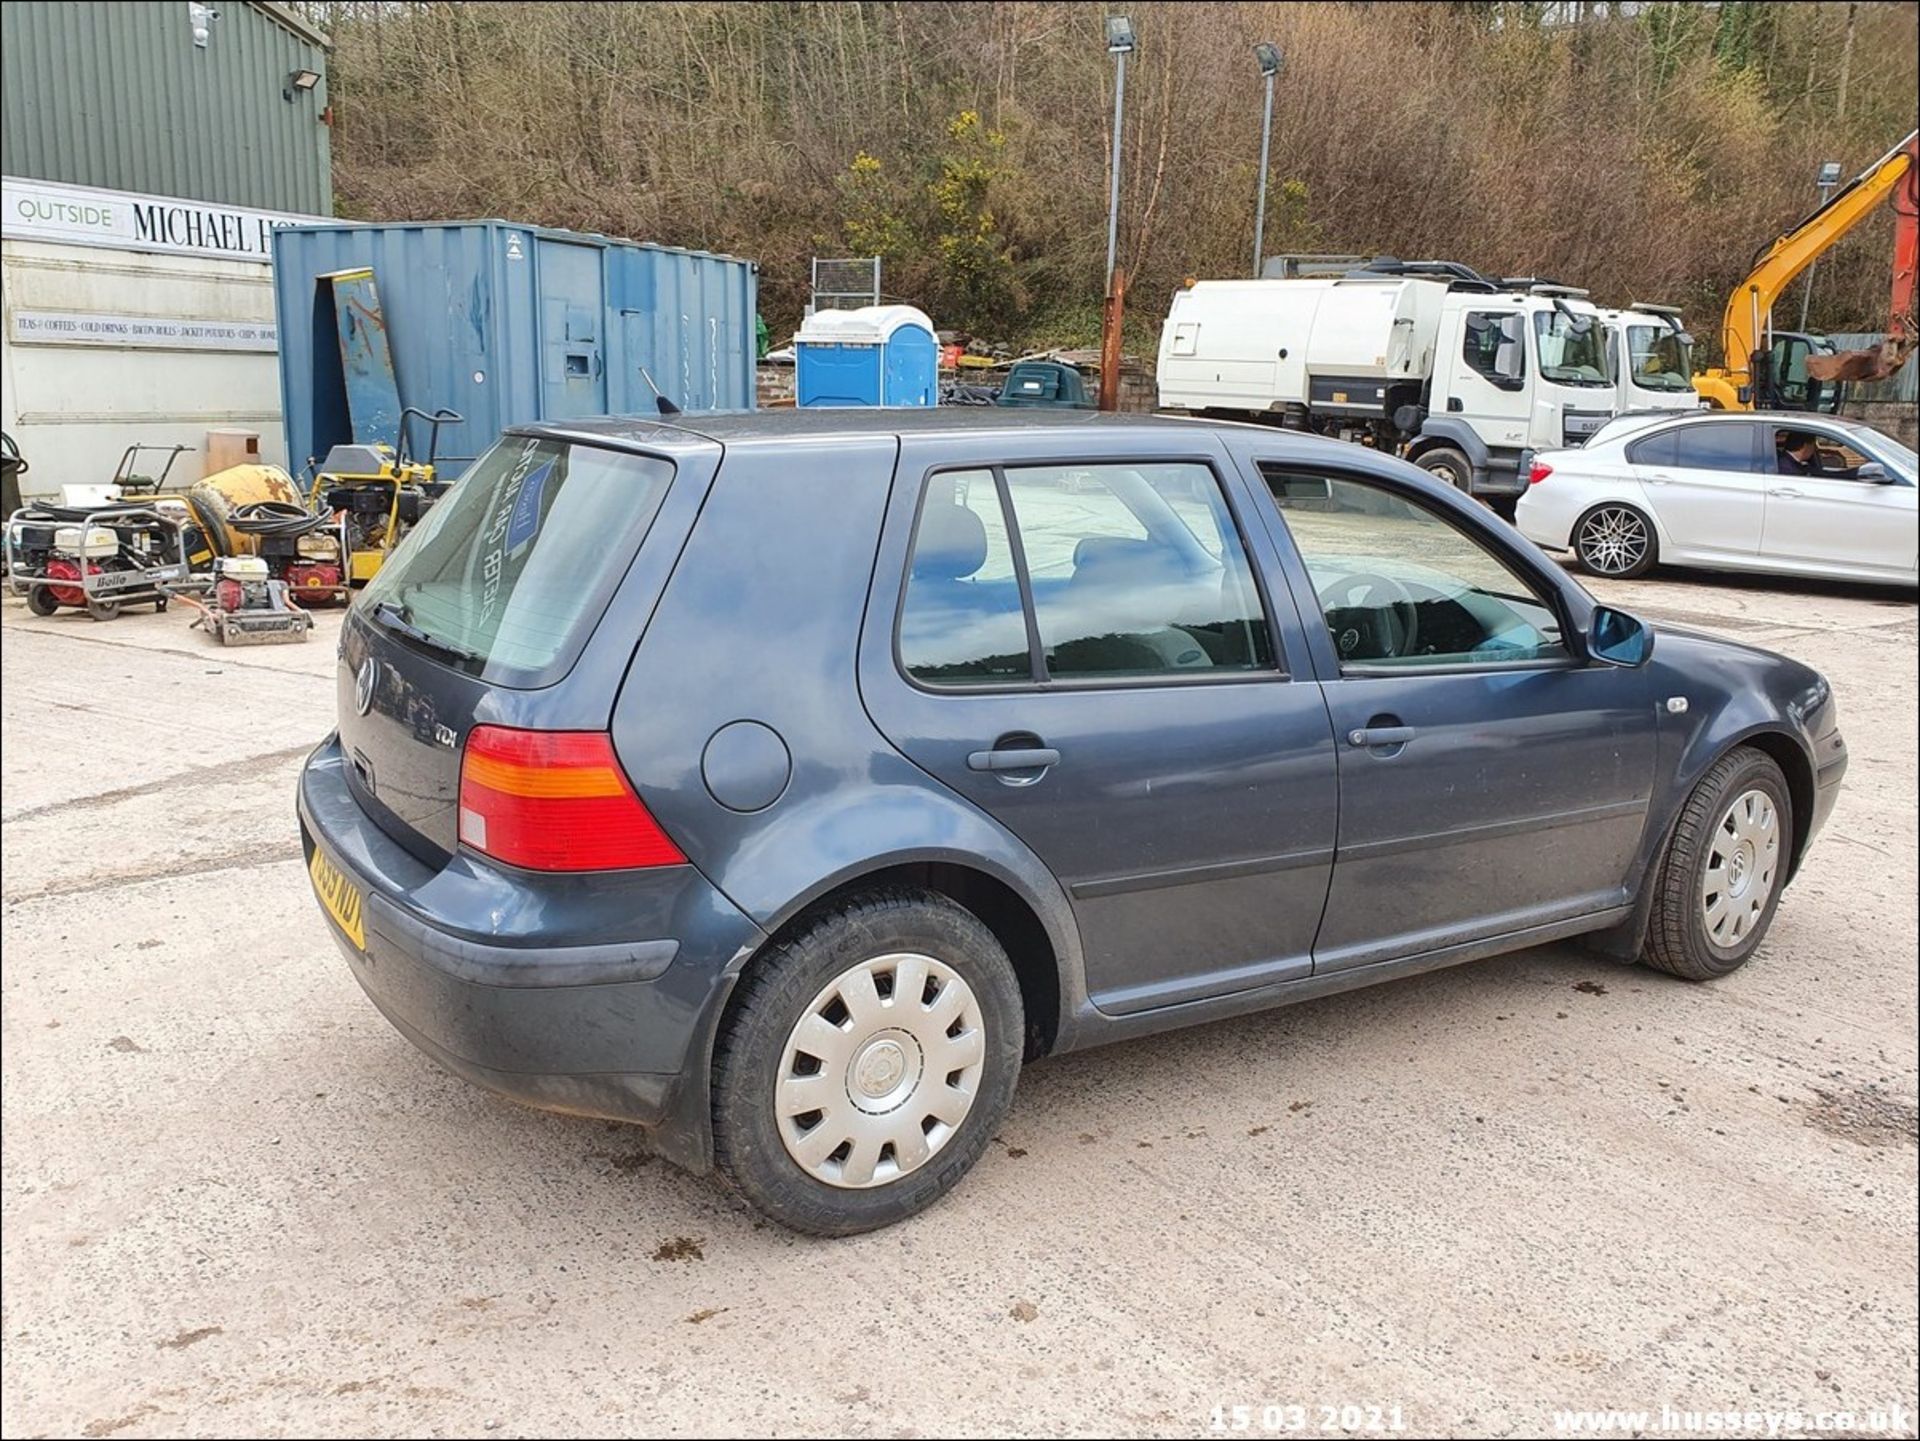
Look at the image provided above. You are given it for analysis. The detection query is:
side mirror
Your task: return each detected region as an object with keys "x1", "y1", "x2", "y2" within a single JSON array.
[
  {"x1": 1856, "y1": 462, "x2": 1893, "y2": 484},
  {"x1": 1588, "y1": 606, "x2": 1653, "y2": 668}
]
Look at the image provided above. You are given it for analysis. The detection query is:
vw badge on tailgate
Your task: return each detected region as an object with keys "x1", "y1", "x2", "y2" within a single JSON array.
[{"x1": 355, "y1": 657, "x2": 378, "y2": 716}]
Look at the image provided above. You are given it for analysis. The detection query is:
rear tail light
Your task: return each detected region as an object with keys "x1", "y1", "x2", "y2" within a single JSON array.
[
  {"x1": 1528, "y1": 460, "x2": 1553, "y2": 485},
  {"x1": 458, "y1": 726, "x2": 686, "y2": 871}
]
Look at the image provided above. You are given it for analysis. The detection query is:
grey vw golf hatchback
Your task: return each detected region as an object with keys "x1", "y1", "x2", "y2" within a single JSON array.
[{"x1": 298, "y1": 410, "x2": 1847, "y2": 1234}]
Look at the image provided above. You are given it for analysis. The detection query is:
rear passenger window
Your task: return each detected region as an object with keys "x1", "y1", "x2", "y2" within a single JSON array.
[
  {"x1": 1670, "y1": 423, "x2": 1759, "y2": 473},
  {"x1": 1004, "y1": 464, "x2": 1270, "y2": 678},
  {"x1": 898, "y1": 471, "x2": 1032, "y2": 686},
  {"x1": 1624, "y1": 429, "x2": 1678, "y2": 467},
  {"x1": 898, "y1": 461, "x2": 1275, "y2": 686}
]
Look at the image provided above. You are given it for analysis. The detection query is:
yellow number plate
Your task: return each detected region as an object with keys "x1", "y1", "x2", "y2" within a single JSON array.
[{"x1": 309, "y1": 847, "x2": 366, "y2": 950}]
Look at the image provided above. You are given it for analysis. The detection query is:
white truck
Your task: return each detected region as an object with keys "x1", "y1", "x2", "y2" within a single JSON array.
[
  {"x1": 1157, "y1": 260, "x2": 1681, "y2": 498},
  {"x1": 1603, "y1": 302, "x2": 1703, "y2": 417}
]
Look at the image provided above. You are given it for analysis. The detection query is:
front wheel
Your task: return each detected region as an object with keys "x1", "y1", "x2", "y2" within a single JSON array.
[
  {"x1": 1417, "y1": 446, "x2": 1474, "y2": 494},
  {"x1": 86, "y1": 598, "x2": 122, "y2": 622},
  {"x1": 712, "y1": 890, "x2": 1024, "y2": 1235},
  {"x1": 1574, "y1": 503, "x2": 1658, "y2": 579},
  {"x1": 25, "y1": 586, "x2": 59, "y2": 617},
  {"x1": 1641, "y1": 747, "x2": 1792, "y2": 981}
]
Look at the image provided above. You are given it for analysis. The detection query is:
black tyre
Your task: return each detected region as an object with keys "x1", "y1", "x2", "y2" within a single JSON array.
[
  {"x1": 1417, "y1": 446, "x2": 1474, "y2": 493},
  {"x1": 1641, "y1": 747, "x2": 1792, "y2": 981},
  {"x1": 712, "y1": 888, "x2": 1024, "y2": 1236},
  {"x1": 86, "y1": 598, "x2": 122, "y2": 622},
  {"x1": 25, "y1": 586, "x2": 59, "y2": 617},
  {"x1": 1573, "y1": 502, "x2": 1658, "y2": 579}
]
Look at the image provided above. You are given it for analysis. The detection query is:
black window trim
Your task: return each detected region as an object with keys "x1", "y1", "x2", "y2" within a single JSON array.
[
  {"x1": 989, "y1": 464, "x2": 1049, "y2": 683},
  {"x1": 892, "y1": 453, "x2": 1291, "y2": 696},
  {"x1": 1258, "y1": 461, "x2": 1583, "y2": 679}
]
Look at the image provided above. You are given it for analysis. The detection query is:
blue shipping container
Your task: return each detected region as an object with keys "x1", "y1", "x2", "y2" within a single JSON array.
[{"x1": 272, "y1": 219, "x2": 758, "y2": 477}]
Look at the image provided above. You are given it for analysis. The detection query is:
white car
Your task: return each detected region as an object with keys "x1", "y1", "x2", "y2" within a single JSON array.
[{"x1": 1516, "y1": 411, "x2": 1918, "y2": 585}]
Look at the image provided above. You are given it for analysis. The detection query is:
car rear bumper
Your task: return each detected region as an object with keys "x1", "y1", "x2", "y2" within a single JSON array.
[{"x1": 296, "y1": 735, "x2": 766, "y2": 1163}]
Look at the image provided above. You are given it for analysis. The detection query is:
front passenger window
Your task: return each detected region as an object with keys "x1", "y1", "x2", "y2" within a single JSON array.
[{"x1": 1266, "y1": 472, "x2": 1567, "y2": 669}]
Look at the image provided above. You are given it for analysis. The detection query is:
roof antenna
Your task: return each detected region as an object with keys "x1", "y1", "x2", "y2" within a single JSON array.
[{"x1": 638, "y1": 366, "x2": 681, "y2": 416}]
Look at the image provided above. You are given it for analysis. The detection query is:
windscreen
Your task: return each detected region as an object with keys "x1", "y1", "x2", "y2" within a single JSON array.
[
  {"x1": 1533, "y1": 310, "x2": 1615, "y2": 388},
  {"x1": 358, "y1": 436, "x2": 674, "y2": 685},
  {"x1": 1625, "y1": 324, "x2": 1694, "y2": 392}
]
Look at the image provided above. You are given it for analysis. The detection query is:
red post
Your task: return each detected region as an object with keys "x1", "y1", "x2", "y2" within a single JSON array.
[{"x1": 1099, "y1": 267, "x2": 1127, "y2": 412}]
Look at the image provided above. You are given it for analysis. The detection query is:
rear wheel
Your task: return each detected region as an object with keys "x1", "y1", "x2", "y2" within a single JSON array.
[
  {"x1": 1574, "y1": 503, "x2": 1657, "y2": 579},
  {"x1": 25, "y1": 586, "x2": 59, "y2": 616},
  {"x1": 1417, "y1": 446, "x2": 1474, "y2": 494},
  {"x1": 1642, "y1": 747, "x2": 1792, "y2": 981},
  {"x1": 86, "y1": 598, "x2": 122, "y2": 622},
  {"x1": 712, "y1": 889, "x2": 1024, "y2": 1235}
]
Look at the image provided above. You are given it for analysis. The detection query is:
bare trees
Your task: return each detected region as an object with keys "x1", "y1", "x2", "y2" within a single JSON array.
[{"x1": 300, "y1": 1, "x2": 1919, "y2": 351}]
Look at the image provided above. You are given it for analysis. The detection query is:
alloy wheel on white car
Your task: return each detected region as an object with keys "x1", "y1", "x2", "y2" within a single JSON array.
[{"x1": 1576, "y1": 505, "x2": 1653, "y2": 577}]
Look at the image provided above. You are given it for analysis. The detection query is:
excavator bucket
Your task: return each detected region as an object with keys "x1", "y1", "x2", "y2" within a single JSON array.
[
  {"x1": 1808, "y1": 137, "x2": 1918, "y2": 388},
  {"x1": 1806, "y1": 317, "x2": 1916, "y2": 386}
]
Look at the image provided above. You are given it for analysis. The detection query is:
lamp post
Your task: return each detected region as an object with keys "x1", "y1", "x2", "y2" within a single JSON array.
[
  {"x1": 1104, "y1": 15, "x2": 1135, "y2": 291},
  {"x1": 1799, "y1": 159, "x2": 1845, "y2": 332},
  {"x1": 1252, "y1": 43, "x2": 1282, "y2": 276}
]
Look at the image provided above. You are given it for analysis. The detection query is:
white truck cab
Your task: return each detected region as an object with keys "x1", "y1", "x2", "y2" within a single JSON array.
[
  {"x1": 1157, "y1": 260, "x2": 1631, "y2": 498},
  {"x1": 1604, "y1": 303, "x2": 1703, "y2": 417}
]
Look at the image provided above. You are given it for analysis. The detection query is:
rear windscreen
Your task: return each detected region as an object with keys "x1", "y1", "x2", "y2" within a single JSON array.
[{"x1": 358, "y1": 436, "x2": 673, "y2": 686}]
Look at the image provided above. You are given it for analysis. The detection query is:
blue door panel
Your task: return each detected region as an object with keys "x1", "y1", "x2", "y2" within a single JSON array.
[
  {"x1": 537, "y1": 240, "x2": 606, "y2": 420},
  {"x1": 859, "y1": 432, "x2": 1340, "y2": 1013},
  {"x1": 1313, "y1": 666, "x2": 1656, "y2": 970},
  {"x1": 324, "y1": 268, "x2": 404, "y2": 449}
]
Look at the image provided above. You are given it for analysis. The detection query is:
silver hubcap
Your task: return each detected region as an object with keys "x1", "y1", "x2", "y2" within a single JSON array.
[
  {"x1": 776, "y1": 952, "x2": 986, "y2": 1189},
  {"x1": 1702, "y1": 788, "x2": 1780, "y2": 949},
  {"x1": 1578, "y1": 507, "x2": 1649, "y2": 574}
]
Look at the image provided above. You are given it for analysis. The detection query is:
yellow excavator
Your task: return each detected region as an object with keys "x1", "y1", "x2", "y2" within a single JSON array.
[{"x1": 1694, "y1": 129, "x2": 1919, "y2": 411}]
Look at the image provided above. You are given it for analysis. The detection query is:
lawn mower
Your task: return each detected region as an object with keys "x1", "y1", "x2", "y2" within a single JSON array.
[{"x1": 307, "y1": 406, "x2": 462, "y2": 584}]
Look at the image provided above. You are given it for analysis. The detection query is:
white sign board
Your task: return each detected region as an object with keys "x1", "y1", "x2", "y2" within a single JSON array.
[
  {"x1": 10, "y1": 309, "x2": 277, "y2": 352},
  {"x1": 1, "y1": 174, "x2": 329, "y2": 263}
]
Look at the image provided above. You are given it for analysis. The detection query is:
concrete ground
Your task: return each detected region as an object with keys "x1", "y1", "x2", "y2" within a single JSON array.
[{"x1": 2, "y1": 566, "x2": 1915, "y2": 1440}]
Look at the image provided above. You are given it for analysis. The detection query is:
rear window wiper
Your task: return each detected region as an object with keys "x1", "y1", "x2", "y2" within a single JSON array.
[{"x1": 372, "y1": 599, "x2": 482, "y2": 666}]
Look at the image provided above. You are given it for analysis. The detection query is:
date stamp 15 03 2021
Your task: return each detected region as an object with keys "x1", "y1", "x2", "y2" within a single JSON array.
[{"x1": 1207, "y1": 1403, "x2": 1408, "y2": 1434}]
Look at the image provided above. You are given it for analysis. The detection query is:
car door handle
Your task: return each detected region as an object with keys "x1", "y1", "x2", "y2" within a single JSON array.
[
  {"x1": 968, "y1": 746, "x2": 1061, "y2": 773},
  {"x1": 1645, "y1": 472, "x2": 1676, "y2": 486},
  {"x1": 1770, "y1": 486, "x2": 1804, "y2": 499},
  {"x1": 1348, "y1": 726, "x2": 1416, "y2": 749}
]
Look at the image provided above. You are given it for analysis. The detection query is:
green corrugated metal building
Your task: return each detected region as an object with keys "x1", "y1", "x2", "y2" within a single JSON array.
[{"x1": 1, "y1": 0, "x2": 331, "y2": 215}]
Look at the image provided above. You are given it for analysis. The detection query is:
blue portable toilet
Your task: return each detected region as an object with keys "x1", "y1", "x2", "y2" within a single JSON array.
[{"x1": 794, "y1": 305, "x2": 938, "y2": 407}]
